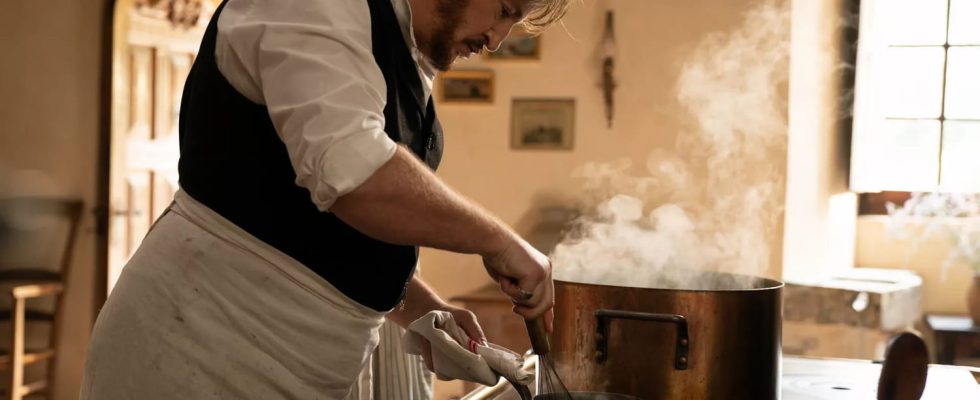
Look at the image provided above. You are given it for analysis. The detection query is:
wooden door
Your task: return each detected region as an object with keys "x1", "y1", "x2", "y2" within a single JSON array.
[{"x1": 108, "y1": 0, "x2": 214, "y2": 292}]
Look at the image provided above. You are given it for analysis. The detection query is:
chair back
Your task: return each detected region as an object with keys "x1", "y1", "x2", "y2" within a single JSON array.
[{"x1": 0, "y1": 197, "x2": 83, "y2": 282}]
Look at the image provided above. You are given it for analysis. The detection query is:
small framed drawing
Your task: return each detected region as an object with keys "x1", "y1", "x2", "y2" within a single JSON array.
[
  {"x1": 510, "y1": 98, "x2": 575, "y2": 150},
  {"x1": 439, "y1": 70, "x2": 494, "y2": 103},
  {"x1": 486, "y1": 27, "x2": 540, "y2": 60}
]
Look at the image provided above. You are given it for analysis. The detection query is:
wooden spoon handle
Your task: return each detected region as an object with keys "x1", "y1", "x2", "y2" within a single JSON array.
[{"x1": 525, "y1": 318, "x2": 550, "y2": 356}]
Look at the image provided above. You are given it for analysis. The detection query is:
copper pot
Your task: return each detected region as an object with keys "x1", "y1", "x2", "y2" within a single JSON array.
[
  {"x1": 549, "y1": 270, "x2": 783, "y2": 399},
  {"x1": 535, "y1": 393, "x2": 641, "y2": 400}
]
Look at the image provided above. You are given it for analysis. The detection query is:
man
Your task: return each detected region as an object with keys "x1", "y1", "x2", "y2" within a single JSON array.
[{"x1": 81, "y1": 0, "x2": 570, "y2": 398}]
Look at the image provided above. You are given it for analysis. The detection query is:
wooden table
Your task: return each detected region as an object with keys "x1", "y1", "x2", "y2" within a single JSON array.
[
  {"x1": 926, "y1": 314, "x2": 980, "y2": 365},
  {"x1": 462, "y1": 356, "x2": 980, "y2": 399}
]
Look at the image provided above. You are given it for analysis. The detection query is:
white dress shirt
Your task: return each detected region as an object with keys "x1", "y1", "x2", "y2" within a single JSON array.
[
  {"x1": 215, "y1": 0, "x2": 437, "y2": 211},
  {"x1": 212, "y1": 3, "x2": 439, "y2": 398}
]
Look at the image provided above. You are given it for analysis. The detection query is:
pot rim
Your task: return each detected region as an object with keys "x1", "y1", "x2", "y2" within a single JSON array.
[
  {"x1": 555, "y1": 270, "x2": 784, "y2": 293},
  {"x1": 534, "y1": 393, "x2": 643, "y2": 400}
]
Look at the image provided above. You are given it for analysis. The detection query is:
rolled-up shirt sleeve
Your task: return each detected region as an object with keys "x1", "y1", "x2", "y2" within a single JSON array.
[{"x1": 215, "y1": 0, "x2": 396, "y2": 211}]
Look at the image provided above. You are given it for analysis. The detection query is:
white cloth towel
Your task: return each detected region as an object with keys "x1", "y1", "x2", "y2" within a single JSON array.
[{"x1": 403, "y1": 311, "x2": 533, "y2": 387}]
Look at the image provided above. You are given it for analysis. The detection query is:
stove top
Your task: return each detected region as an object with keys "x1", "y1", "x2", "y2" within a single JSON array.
[{"x1": 464, "y1": 356, "x2": 980, "y2": 400}]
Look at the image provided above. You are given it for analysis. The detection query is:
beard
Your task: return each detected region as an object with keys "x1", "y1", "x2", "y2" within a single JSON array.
[{"x1": 427, "y1": 0, "x2": 477, "y2": 71}]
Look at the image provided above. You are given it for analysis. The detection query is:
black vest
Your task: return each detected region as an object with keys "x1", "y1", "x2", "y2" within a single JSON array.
[{"x1": 178, "y1": 0, "x2": 444, "y2": 311}]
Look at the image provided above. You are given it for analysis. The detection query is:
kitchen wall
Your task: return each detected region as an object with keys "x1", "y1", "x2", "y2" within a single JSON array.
[
  {"x1": 424, "y1": 0, "x2": 789, "y2": 299},
  {"x1": 780, "y1": 216, "x2": 977, "y2": 361},
  {"x1": 779, "y1": 0, "x2": 972, "y2": 317},
  {"x1": 856, "y1": 218, "x2": 973, "y2": 315},
  {"x1": 0, "y1": 0, "x2": 969, "y2": 398},
  {"x1": 782, "y1": 0, "x2": 857, "y2": 282},
  {"x1": 781, "y1": 0, "x2": 972, "y2": 363},
  {"x1": 425, "y1": 0, "x2": 789, "y2": 397},
  {"x1": 0, "y1": 0, "x2": 794, "y2": 398},
  {"x1": 0, "y1": 0, "x2": 104, "y2": 398}
]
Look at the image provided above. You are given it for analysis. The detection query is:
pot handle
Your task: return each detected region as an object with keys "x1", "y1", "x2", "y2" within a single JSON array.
[{"x1": 594, "y1": 309, "x2": 689, "y2": 370}]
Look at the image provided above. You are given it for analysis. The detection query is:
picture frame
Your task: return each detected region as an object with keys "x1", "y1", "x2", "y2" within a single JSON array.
[
  {"x1": 485, "y1": 27, "x2": 541, "y2": 61},
  {"x1": 438, "y1": 70, "x2": 494, "y2": 104},
  {"x1": 510, "y1": 98, "x2": 575, "y2": 150}
]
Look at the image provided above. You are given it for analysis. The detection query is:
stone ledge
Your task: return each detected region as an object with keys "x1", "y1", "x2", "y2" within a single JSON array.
[{"x1": 785, "y1": 267, "x2": 922, "y2": 331}]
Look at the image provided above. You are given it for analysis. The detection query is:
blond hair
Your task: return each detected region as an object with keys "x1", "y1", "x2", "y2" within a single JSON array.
[{"x1": 522, "y1": 0, "x2": 573, "y2": 34}]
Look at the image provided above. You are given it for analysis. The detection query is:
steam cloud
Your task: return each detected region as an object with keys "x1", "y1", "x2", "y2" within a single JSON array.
[{"x1": 551, "y1": 1, "x2": 790, "y2": 289}]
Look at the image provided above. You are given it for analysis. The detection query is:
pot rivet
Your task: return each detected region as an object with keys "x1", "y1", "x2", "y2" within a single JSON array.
[
  {"x1": 680, "y1": 339, "x2": 688, "y2": 346},
  {"x1": 595, "y1": 350, "x2": 604, "y2": 360},
  {"x1": 679, "y1": 357, "x2": 688, "y2": 364}
]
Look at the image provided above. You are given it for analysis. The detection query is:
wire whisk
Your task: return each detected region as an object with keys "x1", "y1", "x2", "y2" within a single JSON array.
[{"x1": 526, "y1": 318, "x2": 572, "y2": 400}]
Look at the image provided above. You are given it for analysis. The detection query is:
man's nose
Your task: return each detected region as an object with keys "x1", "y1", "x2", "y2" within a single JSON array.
[{"x1": 485, "y1": 23, "x2": 516, "y2": 52}]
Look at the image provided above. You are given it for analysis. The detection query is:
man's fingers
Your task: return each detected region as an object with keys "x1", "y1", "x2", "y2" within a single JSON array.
[
  {"x1": 498, "y1": 277, "x2": 533, "y2": 305},
  {"x1": 454, "y1": 309, "x2": 487, "y2": 345},
  {"x1": 497, "y1": 260, "x2": 547, "y2": 305},
  {"x1": 512, "y1": 280, "x2": 554, "y2": 320},
  {"x1": 485, "y1": 238, "x2": 555, "y2": 328}
]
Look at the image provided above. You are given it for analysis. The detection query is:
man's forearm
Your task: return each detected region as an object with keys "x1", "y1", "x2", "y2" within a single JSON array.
[
  {"x1": 333, "y1": 146, "x2": 554, "y2": 323},
  {"x1": 331, "y1": 146, "x2": 516, "y2": 257}
]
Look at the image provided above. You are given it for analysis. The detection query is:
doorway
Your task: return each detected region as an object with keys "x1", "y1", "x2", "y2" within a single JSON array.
[{"x1": 104, "y1": 0, "x2": 215, "y2": 295}]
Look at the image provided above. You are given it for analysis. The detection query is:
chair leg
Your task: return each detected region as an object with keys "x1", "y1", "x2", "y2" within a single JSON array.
[
  {"x1": 9, "y1": 297, "x2": 24, "y2": 400},
  {"x1": 46, "y1": 294, "x2": 63, "y2": 399}
]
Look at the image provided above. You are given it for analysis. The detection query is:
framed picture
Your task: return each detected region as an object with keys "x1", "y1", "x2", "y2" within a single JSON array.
[
  {"x1": 485, "y1": 27, "x2": 540, "y2": 61},
  {"x1": 511, "y1": 98, "x2": 575, "y2": 150},
  {"x1": 438, "y1": 70, "x2": 494, "y2": 103}
]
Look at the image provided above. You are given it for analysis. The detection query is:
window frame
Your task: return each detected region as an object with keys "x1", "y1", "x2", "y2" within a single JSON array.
[{"x1": 850, "y1": 0, "x2": 980, "y2": 193}]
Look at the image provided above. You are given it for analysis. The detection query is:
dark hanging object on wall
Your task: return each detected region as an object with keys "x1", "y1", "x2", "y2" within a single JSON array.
[{"x1": 601, "y1": 11, "x2": 616, "y2": 129}]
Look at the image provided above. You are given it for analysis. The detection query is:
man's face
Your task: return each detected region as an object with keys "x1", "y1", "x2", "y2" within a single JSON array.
[{"x1": 415, "y1": 0, "x2": 532, "y2": 71}]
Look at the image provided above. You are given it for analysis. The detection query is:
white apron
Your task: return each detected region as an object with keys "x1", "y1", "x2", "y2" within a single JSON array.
[
  {"x1": 373, "y1": 320, "x2": 433, "y2": 398},
  {"x1": 81, "y1": 190, "x2": 386, "y2": 399}
]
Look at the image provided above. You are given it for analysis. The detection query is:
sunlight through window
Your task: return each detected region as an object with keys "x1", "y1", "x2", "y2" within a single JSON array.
[{"x1": 852, "y1": 0, "x2": 980, "y2": 192}]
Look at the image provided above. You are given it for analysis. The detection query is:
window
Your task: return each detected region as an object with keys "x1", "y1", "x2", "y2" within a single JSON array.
[{"x1": 850, "y1": 0, "x2": 980, "y2": 193}]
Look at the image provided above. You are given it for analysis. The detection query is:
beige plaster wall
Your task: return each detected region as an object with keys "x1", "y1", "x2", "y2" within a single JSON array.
[
  {"x1": 0, "y1": 0, "x2": 955, "y2": 396},
  {"x1": 782, "y1": 0, "x2": 858, "y2": 282},
  {"x1": 856, "y1": 217, "x2": 974, "y2": 315},
  {"x1": 425, "y1": 0, "x2": 789, "y2": 298},
  {"x1": 781, "y1": 0, "x2": 970, "y2": 362},
  {"x1": 0, "y1": 0, "x2": 104, "y2": 399},
  {"x1": 0, "y1": 0, "x2": 792, "y2": 398},
  {"x1": 425, "y1": 0, "x2": 789, "y2": 397},
  {"x1": 778, "y1": 0, "x2": 965, "y2": 364}
]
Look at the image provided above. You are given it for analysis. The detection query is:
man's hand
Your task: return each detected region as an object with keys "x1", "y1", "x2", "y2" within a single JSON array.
[
  {"x1": 444, "y1": 305, "x2": 487, "y2": 346},
  {"x1": 483, "y1": 237, "x2": 555, "y2": 332},
  {"x1": 386, "y1": 276, "x2": 489, "y2": 372},
  {"x1": 418, "y1": 304, "x2": 486, "y2": 372}
]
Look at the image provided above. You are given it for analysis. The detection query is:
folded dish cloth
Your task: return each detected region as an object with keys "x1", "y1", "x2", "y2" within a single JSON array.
[{"x1": 403, "y1": 311, "x2": 533, "y2": 386}]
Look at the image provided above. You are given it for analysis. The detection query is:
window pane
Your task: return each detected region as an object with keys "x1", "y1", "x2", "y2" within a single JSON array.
[
  {"x1": 882, "y1": 47, "x2": 946, "y2": 118},
  {"x1": 945, "y1": 47, "x2": 980, "y2": 119},
  {"x1": 872, "y1": 120, "x2": 941, "y2": 190},
  {"x1": 949, "y1": 0, "x2": 980, "y2": 45},
  {"x1": 883, "y1": 0, "x2": 949, "y2": 45},
  {"x1": 940, "y1": 121, "x2": 980, "y2": 191}
]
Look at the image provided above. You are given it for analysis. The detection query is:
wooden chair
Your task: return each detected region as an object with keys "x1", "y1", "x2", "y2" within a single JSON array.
[{"x1": 0, "y1": 198, "x2": 83, "y2": 400}]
